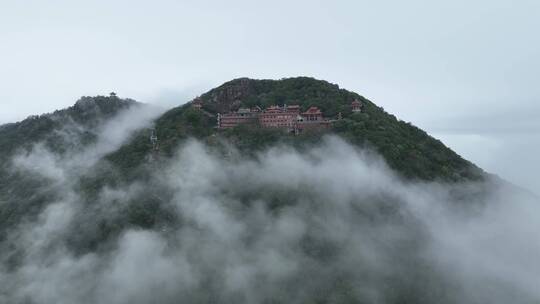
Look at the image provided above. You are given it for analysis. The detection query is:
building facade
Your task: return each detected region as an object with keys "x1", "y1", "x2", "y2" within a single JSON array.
[
  {"x1": 217, "y1": 107, "x2": 260, "y2": 129},
  {"x1": 217, "y1": 104, "x2": 329, "y2": 132},
  {"x1": 295, "y1": 106, "x2": 330, "y2": 132},
  {"x1": 258, "y1": 105, "x2": 300, "y2": 129},
  {"x1": 351, "y1": 99, "x2": 362, "y2": 112}
]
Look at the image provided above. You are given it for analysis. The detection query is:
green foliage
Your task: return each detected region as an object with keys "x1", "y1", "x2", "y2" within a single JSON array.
[
  {"x1": 0, "y1": 96, "x2": 139, "y2": 243},
  {"x1": 0, "y1": 77, "x2": 485, "y2": 247},
  {"x1": 332, "y1": 114, "x2": 482, "y2": 181},
  {"x1": 0, "y1": 79, "x2": 495, "y2": 302},
  {"x1": 199, "y1": 77, "x2": 362, "y2": 118},
  {"x1": 101, "y1": 77, "x2": 482, "y2": 182},
  {"x1": 193, "y1": 77, "x2": 483, "y2": 181}
]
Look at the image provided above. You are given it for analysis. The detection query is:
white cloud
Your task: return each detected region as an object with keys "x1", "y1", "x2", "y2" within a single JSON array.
[{"x1": 2, "y1": 134, "x2": 538, "y2": 303}]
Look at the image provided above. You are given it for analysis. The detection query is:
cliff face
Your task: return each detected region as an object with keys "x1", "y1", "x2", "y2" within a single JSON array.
[{"x1": 199, "y1": 78, "x2": 256, "y2": 113}]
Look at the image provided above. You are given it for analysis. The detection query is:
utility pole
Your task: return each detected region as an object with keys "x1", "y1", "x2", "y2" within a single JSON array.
[{"x1": 149, "y1": 128, "x2": 159, "y2": 161}]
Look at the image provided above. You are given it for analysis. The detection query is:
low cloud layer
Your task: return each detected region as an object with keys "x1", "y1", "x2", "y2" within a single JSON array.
[{"x1": 0, "y1": 122, "x2": 538, "y2": 303}]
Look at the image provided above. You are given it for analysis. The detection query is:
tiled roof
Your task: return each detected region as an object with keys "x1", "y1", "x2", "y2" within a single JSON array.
[{"x1": 303, "y1": 107, "x2": 322, "y2": 114}]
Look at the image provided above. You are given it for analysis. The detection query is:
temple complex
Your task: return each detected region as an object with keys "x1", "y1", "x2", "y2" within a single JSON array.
[
  {"x1": 217, "y1": 104, "x2": 329, "y2": 133},
  {"x1": 217, "y1": 107, "x2": 260, "y2": 129},
  {"x1": 216, "y1": 100, "x2": 361, "y2": 132},
  {"x1": 296, "y1": 106, "x2": 330, "y2": 131},
  {"x1": 258, "y1": 105, "x2": 300, "y2": 128}
]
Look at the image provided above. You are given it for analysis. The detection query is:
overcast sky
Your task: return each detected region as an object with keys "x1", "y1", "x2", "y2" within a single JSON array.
[{"x1": 1, "y1": 0, "x2": 539, "y2": 192}]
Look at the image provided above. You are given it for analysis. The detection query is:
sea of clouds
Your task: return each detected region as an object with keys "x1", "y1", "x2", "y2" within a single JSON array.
[{"x1": 0, "y1": 107, "x2": 538, "y2": 304}]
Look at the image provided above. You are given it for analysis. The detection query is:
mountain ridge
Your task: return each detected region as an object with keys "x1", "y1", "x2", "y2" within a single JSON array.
[
  {"x1": 117, "y1": 76, "x2": 483, "y2": 182},
  {"x1": 2, "y1": 77, "x2": 536, "y2": 304},
  {"x1": 0, "y1": 77, "x2": 484, "y2": 182},
  {"x1": 0, "y1": 95, "x2": 140, "y2": 160}
]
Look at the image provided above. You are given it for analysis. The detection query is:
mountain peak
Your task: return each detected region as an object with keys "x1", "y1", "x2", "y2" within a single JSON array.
[
  {"x1": 0, "y1": 95, "x2": 141, "y2": 161},
  {"x1": 124, "y1": 77, "x2": 484, "y2": 182},
  {"x1": 73, "y1": 95, "x2": 137, "y2": 112},
  {"x1": 197, "y1": 77, "x2": 352, "y2": 115}
]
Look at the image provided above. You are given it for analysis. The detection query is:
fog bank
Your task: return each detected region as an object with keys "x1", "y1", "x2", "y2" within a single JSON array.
[{"x1": 1, "y1": 133, "x2": 538, "y2": 303}]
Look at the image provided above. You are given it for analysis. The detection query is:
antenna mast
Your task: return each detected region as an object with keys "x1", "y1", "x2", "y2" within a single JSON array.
[
  {"x1": 150, "y1": 129, "x2": 159, "y2": 151},
  {"x1": 149, "y1": 128, "x2": 159, "y2": 161}
]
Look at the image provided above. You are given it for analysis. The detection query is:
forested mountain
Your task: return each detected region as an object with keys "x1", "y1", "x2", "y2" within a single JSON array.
[
  {"x1": 0, "y1": 95, "x2": 138, "y2": 160},
  {"x1": 108, "y1": 77, "x2": 483, "y2": 181},
  {"x1": 0, "y1": 78, "x2": 534, "y2": 304},
  {"x1": 0, "y1": 95, "x2": 146, "y2": 246}
]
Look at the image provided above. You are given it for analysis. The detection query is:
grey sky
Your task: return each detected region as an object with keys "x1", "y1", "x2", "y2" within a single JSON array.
[{"x1": 1, "y1": 0, "x2": 539, "y2": 191}]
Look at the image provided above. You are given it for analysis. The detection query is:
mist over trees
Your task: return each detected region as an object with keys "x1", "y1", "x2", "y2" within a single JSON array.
[{"x1": 0, "y1": 79, "x2": 538, "y2": 303}]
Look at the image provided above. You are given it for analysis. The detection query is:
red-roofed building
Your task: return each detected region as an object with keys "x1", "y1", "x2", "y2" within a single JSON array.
[
  {"x1": 217, "y1": 104, "x2": 330, "y2": 132},
  {"x1": 351, "y1": 99, "x2": 362, "y2": 112},
  {"x1": 295, "y1": 106, "x2": 330, "y2": 132},
  {"x1": 301, "y1": 106, "x2": 323, "y2": 121},
  {"x1": 259, "y1": 105, "x2": 301, "y2": 129}
]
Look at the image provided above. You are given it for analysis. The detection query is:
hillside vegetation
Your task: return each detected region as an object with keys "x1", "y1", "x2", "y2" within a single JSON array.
[
  {"x1": 0, "y1": 95, "x2": 139, "y2": 240},
  {"x1": 110, "y1": 77, "x2": 482, "y2": 181},
  {"x1": 2, "y1": 78, "x2": 528, "y2": 304}
]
